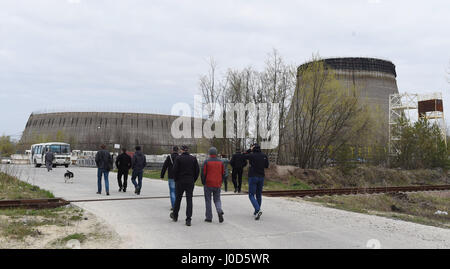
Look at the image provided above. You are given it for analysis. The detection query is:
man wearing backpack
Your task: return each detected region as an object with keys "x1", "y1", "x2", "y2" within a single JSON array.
[
  {"x1": 95, "y1": 144, "x2": 113, "y2": 196},
  {"x1": 161, "y1": 146, "x2": 179, "y2": 211},
  {"x1": 131, "y1": 146, "x2": 147, "y2": 195}
]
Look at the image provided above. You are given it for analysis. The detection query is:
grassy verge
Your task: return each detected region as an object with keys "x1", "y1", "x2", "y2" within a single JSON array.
[
  {"x1": 305, "y1": 191, "x2": 450, "y2": 229},
  {"x1": 135, "y1": 164, "x2": 450, "y2": 193},
  {"x1": 51, "y1": 233, "x2": 87, "y2": 246},
  {"x1": 0, "y1": 172, "x2": 54, "y2": 200}
]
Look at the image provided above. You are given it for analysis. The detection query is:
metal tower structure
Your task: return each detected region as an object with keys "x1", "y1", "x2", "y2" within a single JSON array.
[{"x1": 388, "y1": 92, "x2": 446, "y2": 157}]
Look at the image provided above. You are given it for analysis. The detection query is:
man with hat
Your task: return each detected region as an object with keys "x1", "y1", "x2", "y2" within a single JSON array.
[{"x1": 201, "y1": 147, "x2": 225, "y2": 223}]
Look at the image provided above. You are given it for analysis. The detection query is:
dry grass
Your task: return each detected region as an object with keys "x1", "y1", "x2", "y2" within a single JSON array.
[
  {"x1": 305, "y1": 191, "x2": 450, "y2": 228},
  {"x1": 0, "y1": 172, "x2": 54, "y2": 200},
  {"x1": 265, "y1": 165, "x2": 450, "y2": 189}
]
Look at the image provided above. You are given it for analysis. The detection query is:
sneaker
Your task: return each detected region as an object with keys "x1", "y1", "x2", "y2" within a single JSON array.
[
  {"x1": 204, "y1": 219, "x2": 212, "y2": 223},
  {"x1": 118, "y1": 188, "x2": 122, "y2": 192},
  {"x1": 186, "y1": 219, "x2": 191, "y2": 226},
  {"x1": 234, "y1": 189, "x2": 237, "y2": 193},
  {"x1": 170, "y1": 212, "x2": 177, "y2": 222},
  {"x1": 96, "y1": 192, "x2": 101, "y2": 195},
  {"x1": 255, "y1": 211, "x2": 262, "y2": 220},
  {"x1": 106, "y1": 192, "x2": 110, "y2": 196},
  {"x1": 123, "y1": 189, "x2": 126, "y2": 193},
  {"x1": 218, "y1": 212, "x2": 224, "y2": 223},
  {"x1": 134, "y1": 188, "x2": 138, "y2": 194}
]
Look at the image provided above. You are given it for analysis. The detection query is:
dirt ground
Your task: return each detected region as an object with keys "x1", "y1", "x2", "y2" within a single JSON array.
[
  {"x1": 303, "y1": 191, "x2": 450, "y2": 229},
  {"x1": 0, "y1": 206, "x2": 122, "y2": 249}
]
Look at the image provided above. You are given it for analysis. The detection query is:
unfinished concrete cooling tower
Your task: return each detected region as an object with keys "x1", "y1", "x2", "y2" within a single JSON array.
[
  {"x1": 19, "y1": 112, "x2": 200, "y2": 154},
  {"x1": 279, "y1": 57, "x2": 399, "y2": 165},
  {"x1": 300, "y1": 57, "x2": 399, "y2": 121}
]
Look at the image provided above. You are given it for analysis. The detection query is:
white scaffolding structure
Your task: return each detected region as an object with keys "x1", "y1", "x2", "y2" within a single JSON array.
[{"x1": 388, "y1": 92, "x2": 446, "y2": 157}]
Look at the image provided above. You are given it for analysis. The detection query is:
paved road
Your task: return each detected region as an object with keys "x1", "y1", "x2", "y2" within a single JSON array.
[{"x1": 3, "y1": 165, "x2": 450, "y2": 249}]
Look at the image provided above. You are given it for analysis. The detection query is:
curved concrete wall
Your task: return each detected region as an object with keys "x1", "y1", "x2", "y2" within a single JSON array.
[
  {"x1": 298, "y1": 57, "x2": 399, "y2": 125},
  {"x1": 20, "y1": 112, "x2": 199, "y2": 153}
]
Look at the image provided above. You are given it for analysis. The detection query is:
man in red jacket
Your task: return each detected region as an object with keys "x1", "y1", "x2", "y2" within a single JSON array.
[{"x1": 201, "y1": 147, "x2": 225, "y2": 223}]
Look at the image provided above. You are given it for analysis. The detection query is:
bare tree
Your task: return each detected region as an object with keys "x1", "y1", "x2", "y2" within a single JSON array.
[
  {"x1": 199, "y1": 58, "x2": 225, "y2": 118},
  {"x1": 198, "y1": 51, "x2": 295, "y2": 157},
  {"x1": 258, "y1": 49, "x2": 295, "y2": 162}
]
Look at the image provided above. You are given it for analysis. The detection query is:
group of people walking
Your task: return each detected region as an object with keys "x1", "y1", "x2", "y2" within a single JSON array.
[
  {"x1": 94, "y1": 143, "x2": 269, "y2": 227},
  {"x1": 95, "y1": 144, "x2": 147, "y2": 196},
  {"x1": 162, "y1": 143, "x2": 269, "y2": 226}
]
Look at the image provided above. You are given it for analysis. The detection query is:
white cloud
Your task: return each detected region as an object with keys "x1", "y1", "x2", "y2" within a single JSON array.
[{"x1": 0, "y1": 0, "x2": 449, "y2": 137}]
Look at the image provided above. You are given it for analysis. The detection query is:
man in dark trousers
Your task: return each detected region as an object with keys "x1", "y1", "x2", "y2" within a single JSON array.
[
  {"x1": 243, "y1": 143, "x2": 269, "y2": 220},
  {"x1": 230, "y1": 148, "x2": 247, "y2": 193},
  {"x1": 115, "y1": 148, "x2": 132, "y2": 192},
  {"x1": 201, "y1": 147, "x2": 225, "y2": 223},
  {"x1": 44, "y1": 148, "x2": 55, "y2": 172},
  {"x1": 131, "y1": 146, "x2": 146, "y2": 195},
  {"x1": 170, "y1": 145, "x2": 199, "y2": 227},
  {"x1": 160, "y1": 146, "x2": 179, "y2": 211},
  {"x1": 95, "y1": 144, "x2": 113, "y2": 196}
]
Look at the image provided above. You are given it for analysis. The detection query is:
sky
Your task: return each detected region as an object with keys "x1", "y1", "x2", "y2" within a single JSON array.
[{"x1": 1, "y1": 0, "x2": 449, "y2": 140}]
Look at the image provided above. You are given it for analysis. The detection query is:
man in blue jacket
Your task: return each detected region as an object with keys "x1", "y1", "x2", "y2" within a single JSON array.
[{"x1": 161, "y1": 146, "x2": 179, "y2": 211}]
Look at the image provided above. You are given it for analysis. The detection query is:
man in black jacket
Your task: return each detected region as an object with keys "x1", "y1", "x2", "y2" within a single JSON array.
[
  {"x1": 131, "y1": 146, "x2": 147, "y2": 195},
  {"x1": 115, "y1": 148, "x2": 132, "y2": 192},
  {"x1": 230, "y1": 148, "x2": 247, "y2": 193},
  {"x1": 160, "y1": 146, "x2": 179, "y2": 211},
  {"x1": 170, "y1": 145, "x2": 199, "y2": 226},
  {"x1": 243, "y1": 143, "x2": 269, "y2": 220},
  {"x1": 95, "y1": 144, "x2": 113, "y2": 196}
]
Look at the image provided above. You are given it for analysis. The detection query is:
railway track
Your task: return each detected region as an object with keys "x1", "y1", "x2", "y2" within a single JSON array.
[
  {"x1": 0, "y1": 198, "x2": 69, "y2": 209},
  {"x1": 262, "y1": 185, "x2": 450, "y2": 197},
  {"x1": 0, "y1": 185, "x2": 448, "y2": 209}
]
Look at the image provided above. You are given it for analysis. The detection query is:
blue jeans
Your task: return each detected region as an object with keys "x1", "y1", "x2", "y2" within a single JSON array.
[
  {"x1": 248, "y1": 177, "x2": 264, "y2": 213},
  {"x1": 97, "y1": 168, "x2": 110, "y2": 193},
  {"x1": 168, "y1": 179, "x2": 176, "y2": 208},
  {"x1": 131, "y1": 170, "x2": 143, "y2": 190}
]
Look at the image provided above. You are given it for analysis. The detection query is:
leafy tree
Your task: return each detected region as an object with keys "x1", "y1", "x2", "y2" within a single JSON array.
[
  {"x1": 0, "y1": 135, "x2": 16, "y2": 157},
  {"x1": 392, "y1": 116, "x2": 449, "y2": 169},
  {"x1": 334, "y1": 144, "x2": 357, "y2": 175}
]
